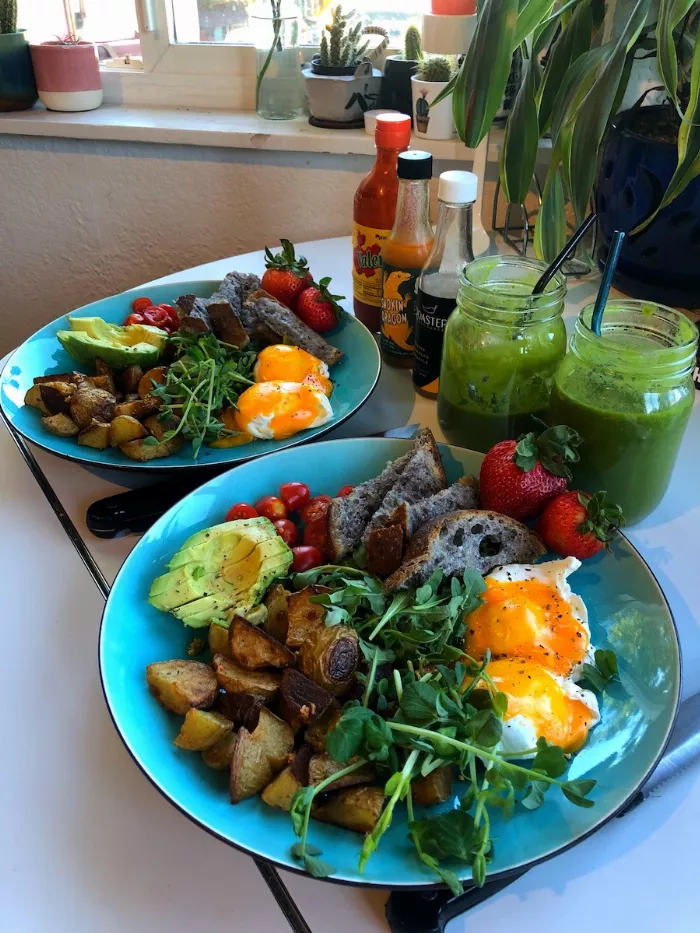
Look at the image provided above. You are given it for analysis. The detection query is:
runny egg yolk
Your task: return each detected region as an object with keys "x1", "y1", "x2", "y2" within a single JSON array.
[
  {"x1": 475, "y1": 658, "x2": 598, "y2": 753},
  {"x1": 254, "y1": 345, "x2": 333, "y2": 396},
  {"x1": 465, "y1": 578, "x2": 589, "y2": 677},
  {"x1": 234, "y1": 380, "x2": 332, "y2": 440}
]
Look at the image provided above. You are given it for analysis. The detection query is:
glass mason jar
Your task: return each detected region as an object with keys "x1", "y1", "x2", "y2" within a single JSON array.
[
  {"x1": 549, "y1": 300, "x2": 698, "y2": 525},
  {"x1": 252, "y1": 3, "x2": 306, "y2": 121},
  {"x1": 437, "y1": 256, "x2": 567, "y2": 452}
]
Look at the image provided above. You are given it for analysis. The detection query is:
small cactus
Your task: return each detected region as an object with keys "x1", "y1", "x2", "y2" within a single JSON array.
[
  {"x1": 415, "y1": 93, "x2": 430, "y2": 119},
  {"x1": 319, "y1": 5, "x2": 383, "y2": 68},
  {"x1": 417, "y1": 55, "x2": 454, "y2": 83},
  {"x1": 404, "y1": 24, "x2": 422, "y2": 63},
  {"x1": 0, "y1": 0, "x2": 18, "y2": 35}
]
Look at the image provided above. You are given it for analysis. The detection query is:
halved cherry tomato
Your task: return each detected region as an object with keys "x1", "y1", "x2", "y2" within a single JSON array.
[
  {"x1": 124, "y1": 312, "x2": 146, "y2": 326},
  {"x1": 141, "y1": 305, "x2": 174, "y2": 331},
  {"x1": 300, "y1": 495, "x2": 332, "y2": 524},
  {"x1": 336, "y1": 485, "x2": 355, "y2": 497},
  {"x1": 279, "y1": 481, "x2": 311, "y2": 513},
  {"x1": 274, "y1": 518, "x2": 298, "y2": 547},
  {"x1": 303, "y1": 517, "x2": 328, "y2": 555},
  {"x1": 255, "y1": 495, "x2": 288, "y2": 522},
  {"x1": 131, "y1": 296, "x2": 153, "y2": 314},
  {"x1": 226, "y1": 503, "x2": 258, "y2": 522},
  {"x1": 291, "y1": 545, "x2": 324, "y2": 573}
]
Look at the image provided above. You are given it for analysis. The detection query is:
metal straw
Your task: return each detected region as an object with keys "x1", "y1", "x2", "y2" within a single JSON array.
[
  {"x1": 532, "y1": 213, "x2": 598, "y2": 295},
  {"x1": 591, "y1": 230, "x2": 625, "y2": 336}
]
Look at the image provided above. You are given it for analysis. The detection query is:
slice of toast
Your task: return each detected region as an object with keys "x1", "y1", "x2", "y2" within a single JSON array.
[
  {"x1": 389, "y1": 477, "x2": 479, "y2": 538},
  {"x1": 244, "y1": 290, "x2": 343, "y2": 366},
  {"x1": 366, "y1": 524, "x2": 404, "y2": 578},
  {"x1": 383, "y1": 510, "x2": 546, "y2": 591}
]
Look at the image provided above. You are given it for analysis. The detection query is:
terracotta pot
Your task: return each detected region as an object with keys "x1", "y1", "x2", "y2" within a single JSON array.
[
  {"x1": 29, "y1": 41, "x2": 102, "y2": 112},
  {"x1": 0, "y1": 31, "x2": 37, "y2": 112}
]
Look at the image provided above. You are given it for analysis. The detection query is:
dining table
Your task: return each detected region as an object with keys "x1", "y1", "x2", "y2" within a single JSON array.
[{"x1": 2, "y1": 236, "x2": 699, "y2": 933}]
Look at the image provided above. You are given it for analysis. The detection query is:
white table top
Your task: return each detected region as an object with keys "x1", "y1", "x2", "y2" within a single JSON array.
[{"x1": 2, "y1": 237, "x2": 699, "y2": 933}]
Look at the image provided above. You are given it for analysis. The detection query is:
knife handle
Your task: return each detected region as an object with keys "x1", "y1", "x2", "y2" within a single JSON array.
[{"x1": 86, "y1": 479, "x2": 200, "y2": 537}]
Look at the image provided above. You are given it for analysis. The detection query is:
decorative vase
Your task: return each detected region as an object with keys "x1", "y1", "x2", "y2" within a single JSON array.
[
  {"x1": 303, "y1": 58, "x2": 381, "y2": 128},
  {"x1": 0, "y1": 30, "x2": 37, "y2": 111},
  {"x1": 410, "y1": 75, "x2": 455, "y2": 140},
  {"x1": 379, "y1": 56, "x2": 418, "y2": 121},
  {"x1": 29, "y1": 41, "x2": 102, "y2": 112},
  {"x1": 252, "y1": 2, "x2": 305, "y2": 120},
  {"x1": 596, "y1": 105, "x2": 700, "y2": 309}
]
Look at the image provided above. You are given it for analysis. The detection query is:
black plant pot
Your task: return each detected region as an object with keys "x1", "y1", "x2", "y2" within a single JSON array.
[
  {"x1": 310, "y1": 56, "x2": 358, "y2": 77},
  {"x1": 379, "y1": 55, "x2": 418, "y2": 121},
  {"x1": 596, "y1": 105, "x2": 700, "y2": 308}
]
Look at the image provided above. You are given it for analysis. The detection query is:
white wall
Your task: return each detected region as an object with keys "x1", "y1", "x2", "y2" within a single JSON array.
[{"x1": 0, "y1": 135, "x2": 477, "y2": 355}]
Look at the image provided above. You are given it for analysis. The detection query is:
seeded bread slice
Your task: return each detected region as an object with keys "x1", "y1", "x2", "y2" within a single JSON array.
[
  {"x1": 383, "y1": 510, "x2": 546, "y2": 591},
  {"x1": 366, "y1": 524, "x2": 404, "y2": 578},
  {"x1": 210, "y1": 272, "x2": 262, "y2": 332},
  {"x1": 389, "y1": 477, "x2": 479, "y2": 538},
  {"x1": 244, "y1": 290, "x2": 343, "y2": 366}
]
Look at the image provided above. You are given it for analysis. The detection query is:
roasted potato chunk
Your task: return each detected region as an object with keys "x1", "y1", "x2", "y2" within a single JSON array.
[
  {"x1": 313, "y1": 786, "x2": 385, "y2": 834},
  {"x1": 411, "y1": 766, "x2": 453, "y2": 806},
  {"x1": 146, "y1": 659, "x2": 218, "y2": 715},
  {"x1": 214, "y1": 691, "x2": 265, "y2": 731},
  {"x1": 24, "y1": 384, "x2": 50, "y2": 415},
  {"x1": 212, "y1": 654, "x2": 280, "y2": 701},
  {"x1": 119, "y1": 437, "x2": 179, "y2": 462},
  {"x1": 308, "y1": 752, "x2": 375, "y2": 791},
  {"x1": 69, "y1": 383, "x2": 116, "y2": 429},
  {"x1": 143, "y1": 413, "x2": 181, "y2": 443},
  {"x1": 208, "y1": 622, "x2": 231, "y2": 658},
  {"x1": 174, "y1": 708, "x2": 234, "y2": 750},
  {"x1": 261, "y1": 766, "x2": 303, "y2": 812},
  {"x1": 138, "y1": 366, "x2": 167, "y2": 398},
  {"x1": 39, "y1": 381, "x2": 75, "y2": 415},
  {"x1": 305, "y1": 704, "x2": 342, "y2": 754},
  {"x1": 109, "y1": 414, "x2": 147, "y2": 447},
  {"x1": 253, "y1": 707, "x2": 295, "y2": 770},
  {"x1": 77, "y1": 420, "x2": 110, "y2": 450},
  {"x1": 201, "y1": 731, "x2": 238, "y2": 770},
  {"x1": 297, "y1": 624, "x2": 358, "y2": 696},
  {"x1": 230, "y1": 728, "x2": 274, "y2": 803},
  {"x1": 41, "y1": 412, "x2": 80, "y2": 437},
  {"x1": 280, "y1": 669, "x2": 334, "y2": 732},
  {"x1": 113, "y1": 396, "x2": 161, "y2": 420},
  {"x1": 93, "y1": 359, "x2": 116, "y2": 393},
  {"x1": 286, "y1": 586, "x2": 330, "y2": 648},
  {"x1": 264, "y1": 584, "x2": 291, "y2": 642},
  {"x1": 33, "y1": 372, "x2": 76, "y2": 386},
  {"x1": 120, "y1": 364, "x2": 143, "y2": 395},
  {"x1": 229, "y1": 615, "x2": 295, "y2": 671}
]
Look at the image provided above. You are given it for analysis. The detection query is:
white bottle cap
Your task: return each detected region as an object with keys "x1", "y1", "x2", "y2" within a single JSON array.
[{"x1": 438, "y1": 170, "x2": 478, "y2": 204}]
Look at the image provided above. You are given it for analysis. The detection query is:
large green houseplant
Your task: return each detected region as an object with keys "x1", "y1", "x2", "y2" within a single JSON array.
[{"x1": 441, "y1": 0, "x2": 700, "y2": 264}]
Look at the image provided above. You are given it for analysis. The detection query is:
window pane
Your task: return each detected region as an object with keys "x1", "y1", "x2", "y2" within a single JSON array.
[
  {"x1": 172, "y1": 0, "x2": 424, "y2": 46},
  {"x1": 17, "y1": 0, "x2": 141, "y2": 61}
]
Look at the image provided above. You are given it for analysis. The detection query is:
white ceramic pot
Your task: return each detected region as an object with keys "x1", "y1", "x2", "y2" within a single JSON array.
[
  {"x1": 410, "y1": 75, "x2": 455, "y2": 140},
  {"x1": 302, "y1": 59, "x2": 381, "y2": 125}
]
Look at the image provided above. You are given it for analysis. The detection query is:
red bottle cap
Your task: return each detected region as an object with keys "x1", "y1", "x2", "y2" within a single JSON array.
[{"x1": 375, "y1": 113, "x2": 411, "y2": 150}]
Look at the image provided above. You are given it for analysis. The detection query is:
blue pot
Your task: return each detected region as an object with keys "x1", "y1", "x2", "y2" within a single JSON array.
[
  {"x1": 596, "y1": 105, "x2": 700, "y2": 308},
  {"x1": 0, "y1": 31, "x2": 38, "y2": 111}
]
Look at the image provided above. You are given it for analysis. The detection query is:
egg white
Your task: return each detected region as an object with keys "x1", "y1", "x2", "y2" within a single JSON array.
[{"x1": 238, "y1": 384, "x2": 333, "y2": 440}]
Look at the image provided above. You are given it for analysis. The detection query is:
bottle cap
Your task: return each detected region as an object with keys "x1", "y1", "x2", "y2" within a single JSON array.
[
  {"x1": 397, "y1": 150, "x2": 433, "y2": 180},
  {"x1": 375, "y1": 113, "x2": 411, "y2": 149},
  {"x1": 438, "y1": 170, "x2": 478, "y2": 204}
]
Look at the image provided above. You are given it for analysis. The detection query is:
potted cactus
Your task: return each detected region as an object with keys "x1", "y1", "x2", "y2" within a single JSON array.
[
  {"x1": 411, "y1": 55, "x2": 457, "y2": 139},
  {"x1": 30, "y1": 33, "x2": 102, "y2": 112},
  {"x1": 0, "y1": 0, "x2": 37, "y2": 111},
  {"x1": 379, "y1": 24, "x2": 422, "y2": 120},
  {"x1": 302, "y1": 5, "x2": 386, "y2": 127}
]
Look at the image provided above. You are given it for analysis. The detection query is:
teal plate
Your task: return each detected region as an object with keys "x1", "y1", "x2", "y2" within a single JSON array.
[
  {"x1": 0, "y1": 281, "x2": 380, "y2": 472},
  {"x1": 99, "y1": 439, "x2": 680, "y2": 888}
]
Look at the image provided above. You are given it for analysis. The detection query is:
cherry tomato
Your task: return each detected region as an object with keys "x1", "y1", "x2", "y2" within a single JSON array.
[
  {"x1": 279, "y1": 481, "x2": 311, "y2": 513},
  {"x1": 142, "y1": 305, "x2": 172, "y2": 330},
  {"x1": 124, "y1": 312, "x2": 146, "y2": 326},
  {"x1": 291, "y1": 545, "x2": 324, "y2": 573},
  {"x1": 336, "y1": 485, "x2": 355, "y2": 498},
  {"x1": 225, "y1": 503, "x2": 258, "y2": 522},
  {"x1": 303, "y1": 517, "x2": 328, "y2": 554},
  {"x1": 274, "y1": 518, "x2": 298, "y2": 547},
  {"x1": 255, "y1": 495, "x2": 289, "y2": 522},
  {"x1": 131, "y1": 296, "x2": 153, "y2": 314},
  {"x1": 300, "y1": 495, "x2": 332, "y2": 525}
]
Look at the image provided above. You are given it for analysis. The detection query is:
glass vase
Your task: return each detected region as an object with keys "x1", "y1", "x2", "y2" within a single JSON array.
[{"x1": 252, "y1": 3, "x2": 306, "y2": 120}]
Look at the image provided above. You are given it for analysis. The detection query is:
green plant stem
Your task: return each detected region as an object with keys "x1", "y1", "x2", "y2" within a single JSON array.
[
  {"x1": 368, "y1": 593, "x2": 411, "y2": 641},
  {"x1": 359, "y1": 749, "x2": 420, "y2": 872},
  {"x1": 256, "y1": 17, "x2": 283, "y2": 109},
  {"x1": 297, "y1": 760, "x2": 367, "y2": 860},
  {"x1": 393, "y1": 669, "x2": 403, "y2": 701},
  {"x1": 363, "y1": 648, "x2": 381, "y2": 708}
]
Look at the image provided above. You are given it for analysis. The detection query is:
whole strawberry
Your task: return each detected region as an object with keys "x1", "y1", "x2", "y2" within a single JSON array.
[
  {"x1": 479, "y1": 424, "x2": 582, "y2": 521},
  {"x1": 261, "y1": 239, "x2": 312, "y2": 310},
  {"x1": 296, "y1": 277, "x2": 344, "y2": 333},
  {"x1": 537, "y1": 491, "x2": 624, "y2": 560}
]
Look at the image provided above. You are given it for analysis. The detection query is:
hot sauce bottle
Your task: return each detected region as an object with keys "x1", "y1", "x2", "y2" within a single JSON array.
[
  {"x1": 352, "y1": 113, "x2": 411, "y2": 332},
  {"x1": 380, "y1": 150, "x2": 434, "y2": 367}
]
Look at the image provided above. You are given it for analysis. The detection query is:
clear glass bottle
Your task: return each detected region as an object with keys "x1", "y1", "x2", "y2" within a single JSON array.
[
  {"x1": 252, "y1": 2, "x2": 305, "y2": 121},
  {"x1": 380, "y1": 151, "x2": 434, "y2": 367},
  {"x1": 413, "y1": 171, "x2": 477, "y2": 397}
]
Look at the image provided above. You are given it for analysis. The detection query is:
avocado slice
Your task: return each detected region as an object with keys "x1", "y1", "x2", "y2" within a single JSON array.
[
  {"x1": 57, "y1": 316, "x2": 168, "y2": 370},
  {"x1": 149, "y1": 518, "x2": 293, "y2": 627}
]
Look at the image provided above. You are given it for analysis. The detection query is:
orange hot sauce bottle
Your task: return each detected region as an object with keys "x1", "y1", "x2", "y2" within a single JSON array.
[{"x1": 352, "y1": 113, "x2": 412, "y2": 332}]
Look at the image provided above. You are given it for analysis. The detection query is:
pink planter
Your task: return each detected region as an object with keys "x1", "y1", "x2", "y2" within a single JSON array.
[
  {"x1": 29, "y1": 41, "x2": 102, "y2": 112},
  {"x1": 430, "y1": 0, "x2": 476, "y2": 13}
]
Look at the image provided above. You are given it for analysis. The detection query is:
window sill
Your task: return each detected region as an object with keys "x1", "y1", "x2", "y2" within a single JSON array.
[{"x1": 0, "y1": 103, "x2": 497, "y2": 160}]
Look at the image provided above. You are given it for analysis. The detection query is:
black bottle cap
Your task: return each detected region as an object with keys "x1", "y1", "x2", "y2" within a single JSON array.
[{"x1": 397, "y1": 150, "x2": 433, "y2": 180}]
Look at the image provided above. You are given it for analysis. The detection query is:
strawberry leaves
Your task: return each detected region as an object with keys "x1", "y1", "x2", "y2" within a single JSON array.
[
  {"x1": 264, "y1": 238, "x2": 310, "y2": 277},
  {"x1": 311, "y1": 276, "x2": 345, "y2": 318},
  {"x1": 577, "y1": 491, "x2": 625, "y2": 543},
  {"x1": 514, "y1": 423, "x2": 582, "y2": 478}
]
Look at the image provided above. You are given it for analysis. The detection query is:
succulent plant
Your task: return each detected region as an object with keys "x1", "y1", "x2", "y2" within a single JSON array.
[
  {"x1": 415, "y1": 92, "x2": 430, "y2": 119},
  {"x1": 404, "y1": 24, "x2": 422, "y2": 63},
  {"x1": 319, "y1": 6, "x2": 383, "y2": 68},
  {"x1": 0, "y1": 0, "x2": 18, "y2": 35},
  {"x1": 417, "y1": 55, "x2": 454, "y2": 83}
]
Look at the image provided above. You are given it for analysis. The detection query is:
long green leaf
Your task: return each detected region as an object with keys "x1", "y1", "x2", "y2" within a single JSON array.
[
  {"x1": 633, "y1": 21, "x2": 700, "y2": 233},
  {"x1": 548, "y1": 45, "x2": 610, "y2": 146},
  {"x1": 500, "y1": 56, "x2": 541, "y2": 204},
  {"x1": 534, "y1": 158, "x2": 567, "y2": 261},
  {"x1": 568, "y1": 0, "x2": 652, "y2": 223},
  {"x1": 431, "y1": 67, "x2": 461, "y2": 108},
  {"x1": 455, "y1": 0, "x2": 520, "y2": 147},
  {"x1": 537, "y1": 0, "x2": 593, "y2": 134},
  {"x1": 656, "y1": 0, "x2": 696, "y2": 107},
  {"x1": 514, "y1": 0, "x2": 554, "y2": 49}
]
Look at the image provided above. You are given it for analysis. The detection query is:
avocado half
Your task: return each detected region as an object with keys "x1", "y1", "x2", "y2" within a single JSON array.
[
  {"x1": 148, "y1": 517, "x2": 293, "y2": 627},
  {"x1": 57, "y1": 316, "x2": 168, "y2": 370}
]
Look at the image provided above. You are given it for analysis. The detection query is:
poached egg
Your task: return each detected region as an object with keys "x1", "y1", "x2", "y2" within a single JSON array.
[
  {"x1": 254, "y1": 345, "x2": 333, "y2": 397},
  {"x1": 234, "y1": 380, "x2": 333, "y2": 440}
]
